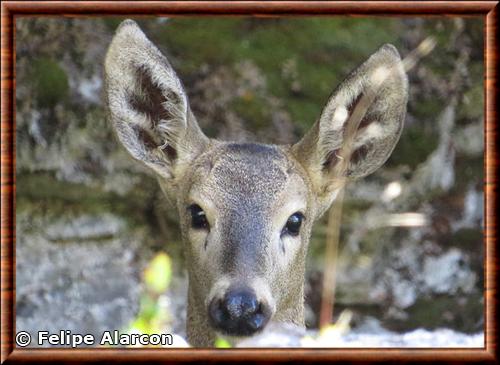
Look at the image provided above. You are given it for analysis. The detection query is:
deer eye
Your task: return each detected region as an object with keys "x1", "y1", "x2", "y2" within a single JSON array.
[
  {"x1": 282, "y1": 212, "x2": 304, "y2": 237},
  {"x1": 189, "y1": 204, "x2": 209, "y2": 230}
]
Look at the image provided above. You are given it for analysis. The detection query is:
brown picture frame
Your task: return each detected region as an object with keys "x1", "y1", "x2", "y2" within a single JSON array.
[{"x1": 1, "y1": 1, "x2": 497, "y2": 363}]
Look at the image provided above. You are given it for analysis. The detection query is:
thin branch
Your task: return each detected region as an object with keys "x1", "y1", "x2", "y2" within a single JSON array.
[{"x1": 319, "y1": 37, "x2": 436, "y2": 329}]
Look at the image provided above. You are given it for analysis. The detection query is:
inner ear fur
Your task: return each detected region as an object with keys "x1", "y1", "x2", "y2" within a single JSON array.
[
  {"x1": 292, "y1": 44, "x2": 408, "y2": 198},
  {"x1": 104, "y1": 19, "x2": 208, "y2": 181}
]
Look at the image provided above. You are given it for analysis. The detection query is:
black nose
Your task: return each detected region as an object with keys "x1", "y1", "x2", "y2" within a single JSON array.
[{"x1": 208, "y1": 287, "x2": 271, "y2": 336}]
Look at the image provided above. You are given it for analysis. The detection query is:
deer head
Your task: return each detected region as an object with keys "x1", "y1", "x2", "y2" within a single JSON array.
[{"x1": 104, "y1": 20, "x2": 408, "y2": 347}]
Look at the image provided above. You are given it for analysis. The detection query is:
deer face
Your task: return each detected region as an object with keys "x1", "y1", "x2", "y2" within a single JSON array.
[
  {"x1": 177, "y1": 142, "x2": 316, "y2": 336},
  {"x1": 104, "y1": 20, "x2": 407, "y2": 344}
]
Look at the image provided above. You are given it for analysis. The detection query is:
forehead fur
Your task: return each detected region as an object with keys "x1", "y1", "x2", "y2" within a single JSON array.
[
  {"x1": 214, "y1": 143, "x2": 286, "y2": 195},
  {"x1": 189, "y1": 142, "x2": 305, "y2": 208}
]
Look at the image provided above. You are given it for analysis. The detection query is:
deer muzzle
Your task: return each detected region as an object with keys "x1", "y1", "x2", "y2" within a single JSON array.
[{"x1": 207, "y1": 284, "x2": 272, "y2": 336}]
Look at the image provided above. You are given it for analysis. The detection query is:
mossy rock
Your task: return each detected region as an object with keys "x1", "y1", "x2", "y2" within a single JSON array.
[
  {"x1": 31, "y1": 58, "x2": 69, "y2": 108},
  {"x1": 16, "y1": 171, "x2": 155, "y2": 228},
  {"x1": 385, "y1": 293, "x2": 483, "y2": 333},
  {"x1": 231, "y1": 95, "x2": 271, "y2": 132},
  {"x1": 149, "y1": 17, "x2": 401, "y2": 136},
  {"x1": 457, "y1": 84, "x2": 484, "y2": 123},
  {"x1": 387, "y1": 124, "x2": 439, "y2": 169},
  {"x1": 452, "y1": 228, "x2": 483, "y2": 250},
  {"x1": 451, "y1": 154, "x2": 483, "y2": 193}
]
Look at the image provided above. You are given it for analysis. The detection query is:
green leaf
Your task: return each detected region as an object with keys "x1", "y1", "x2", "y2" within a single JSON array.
[
  {"x1": 139, "y1": 296, "x2": 158, "y2": 322},
  {"x1": 144, "y1": 252, "x2": 172, "y2": 294},
  {"x1": 128, "y1": 318, "x2": 149, "y2": 334},
  {"x1": 214, "y1": 337, "x2": 232, "y2": 348}
]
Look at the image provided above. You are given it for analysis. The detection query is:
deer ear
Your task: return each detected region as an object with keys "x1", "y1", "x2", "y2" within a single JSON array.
[
  {"x1": 292, "y1": 44, "x2": 408, "y2": 209},
  {"x1": 104, "y1": 20, "x2": 208, "y2": 182}
]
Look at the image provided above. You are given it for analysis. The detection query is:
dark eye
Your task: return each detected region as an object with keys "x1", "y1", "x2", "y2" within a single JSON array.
[
  {"x1": 282, "y1": 212, "x2": 304, "y2": 237},
  {"x1": 189, "y1": 204, "x2": 209, "y2": 230}
]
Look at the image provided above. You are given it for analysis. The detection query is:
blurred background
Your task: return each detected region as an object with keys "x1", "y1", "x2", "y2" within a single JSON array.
[{"x1": 15, "y1": 16, "x2": 484, "y2": 346}]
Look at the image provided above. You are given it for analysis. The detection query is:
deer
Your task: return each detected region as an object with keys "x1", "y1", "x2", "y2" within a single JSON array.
[{"x1": 104, "y1": 20, "x2": 408, "y2": 347}]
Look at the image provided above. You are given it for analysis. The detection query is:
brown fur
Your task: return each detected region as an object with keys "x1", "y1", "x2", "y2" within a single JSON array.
[{"x1": 104, "y1": 20, "x2": 408, "y2": 347}]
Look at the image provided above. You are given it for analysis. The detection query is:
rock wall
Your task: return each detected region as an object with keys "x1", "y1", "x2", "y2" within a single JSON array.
[{"x1": 15, "y1": 17, "x2": 484, "y2": 343}]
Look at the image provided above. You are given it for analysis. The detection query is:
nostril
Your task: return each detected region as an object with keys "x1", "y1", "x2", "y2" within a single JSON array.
[
  {"x1": 248, "y1": 313, "x2": 265, "y2": 331},
  {"x1": 224, "y1": 289, "x2": 259, "y2": 320},
  {"x1": 226, "y1": 294, "x2": 244, "y2": 319},
  {"x1": 244, "y1": 298, "x2": 258, "y2": 316},
  {"x1": 208, "y1": 287, "x2": 272, "y2": 336}
]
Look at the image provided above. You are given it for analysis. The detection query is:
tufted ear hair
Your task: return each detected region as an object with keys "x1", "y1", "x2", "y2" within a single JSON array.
[
  {"x1": 104, "y1": 20, "x2": 208, "y2": 186},
  {"x1": 292, "y1": 44, "x2": 408, "y2": 213}
]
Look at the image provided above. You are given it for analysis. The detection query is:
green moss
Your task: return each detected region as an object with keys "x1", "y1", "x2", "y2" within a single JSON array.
[
  {"x1": 103, "y1": 17, "x2": 129, "y2": 32},
  {"x1": 387, "y1": 125, "x2": 439, "y2": 168},
  {"x1": 152, "y1": 17, "x2": 400, "y2": 134},
  {"x1": 451, "y1": 228, "x2": 483, "y2": 251},
  {"x1": 387, "y1": 294, "x2": 484, "y2": 333},
  {"x1": 287, "y1": 100, "x2": 320, "y2": 131},
  {"x1": 16, "y1": 171, "x2": 155, "y2": 228},
  {"x1": 31, "y1": 58, "x2": 69, "y2": 108},
  {"x1": 458, "y1": 84, "x2": 484, "y2": 122},
  {"x1": 231, "y1": 95, "x2": 271, "y2": 131},
  {"x1": 451, "y1": 155, "x2": 483, "y2": 193},
  {"x1": 154, "y1": 19, "x2": 244, "y2": 74}
]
